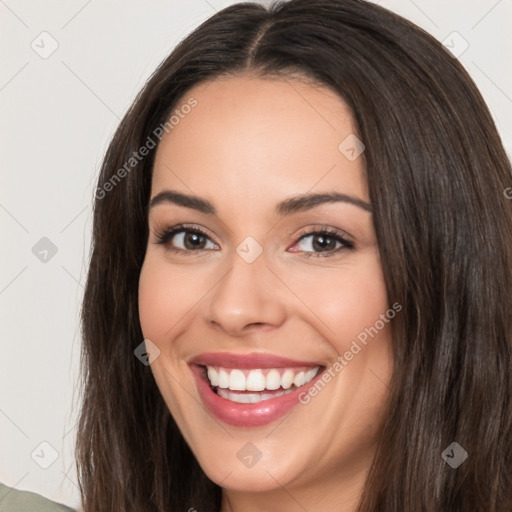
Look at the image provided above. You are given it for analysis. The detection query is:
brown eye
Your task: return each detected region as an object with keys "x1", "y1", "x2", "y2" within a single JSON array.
[
  {"x1": 291, "y1": 228, "x2": 354, "y2": 258},
  {"x1": 155, "y1": 226, "x2": 219, "y2": 253},
  {"x1": 182, "y1": 231, "x2": 208, "y2": 249},
  {"x1": 311, "y1": 234, "x2": 338, "y2": 252}
]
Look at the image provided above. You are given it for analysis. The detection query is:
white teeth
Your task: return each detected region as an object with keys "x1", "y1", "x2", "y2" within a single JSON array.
[
  {"x1": 218, "y1": 368, "x2": 229, "y2": 388},
  {"x1": 228, "y1": 369, "x2": 246, "y2": 391},
  {"x1": 266, "y1": 369, "x2": 281, "y2": 390},
  {"x1": 281, "y1": 369, "x2": 295, "y2": 389},
  {"x1": 305, "y1": 367, "x2": 318, "y2": 382},
  {"x1": 246, "y1": 369, "x2": 266, "y2": 391},
  {"x1": 293, "y1": 371, "x2": 305, "y2": 387},
  {"x1": 217, "y1": 387, "x2": 295, "y2": 403},
  {"x1": 207, "y1": 367, "x2": 219, "y2": 387},
  {"x1": 205, "y1": 365, "x2": 321, "y2": 392}
]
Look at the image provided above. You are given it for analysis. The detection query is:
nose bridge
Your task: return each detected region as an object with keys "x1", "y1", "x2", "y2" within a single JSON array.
[{"x1": 204, "y1": 243, "x2": 286, "y2": 334}]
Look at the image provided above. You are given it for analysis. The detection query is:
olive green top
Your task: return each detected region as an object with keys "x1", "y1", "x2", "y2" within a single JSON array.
[{"x1": 0, "y1": 483, "x2": 76, "y2": 512}]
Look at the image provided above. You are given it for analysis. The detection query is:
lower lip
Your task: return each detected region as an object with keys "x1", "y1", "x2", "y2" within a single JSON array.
[{"x1": 190, "y1": 364, "x2": 324, "y2": 427}]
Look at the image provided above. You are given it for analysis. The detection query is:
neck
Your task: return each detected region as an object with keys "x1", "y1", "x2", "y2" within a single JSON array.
[{"x1": 219, "y1": 461, "x2": 370, "y2": 512}]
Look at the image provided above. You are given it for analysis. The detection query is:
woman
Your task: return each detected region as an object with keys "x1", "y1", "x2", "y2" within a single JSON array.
[{"x1": 77, "y1": 0, "x2": 512, "y2": 511}]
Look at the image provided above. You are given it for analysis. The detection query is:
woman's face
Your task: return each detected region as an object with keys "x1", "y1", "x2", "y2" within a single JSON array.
[{"x1": 138, "y1": 75, "x2": 394, "y2": 508}]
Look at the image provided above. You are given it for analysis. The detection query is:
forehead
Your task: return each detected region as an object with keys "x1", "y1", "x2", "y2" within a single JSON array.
[{"x1": 151, "y1": 75, "x2": 368, "y2": 207}]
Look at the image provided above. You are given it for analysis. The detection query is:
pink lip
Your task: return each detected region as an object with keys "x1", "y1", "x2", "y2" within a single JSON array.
[
  {"x1": 189, "y1": 354, "x2": 326, "y2": 428},
  {"x1": 188, "y1": 351, "x2": 322, "y2": 369}
]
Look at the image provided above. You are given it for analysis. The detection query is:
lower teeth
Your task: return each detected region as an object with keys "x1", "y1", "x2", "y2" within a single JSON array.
[{"x1": 216, "y1": 387, "x2": 296, "y2": 403}]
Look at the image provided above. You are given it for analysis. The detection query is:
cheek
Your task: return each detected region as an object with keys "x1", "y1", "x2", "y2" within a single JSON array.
[
  {"x1": 287, "y1": 253, "x2": 389, "y2": 345},
  {"x1": 138, "y1": 256, "x2": 195, "y2": 342}
]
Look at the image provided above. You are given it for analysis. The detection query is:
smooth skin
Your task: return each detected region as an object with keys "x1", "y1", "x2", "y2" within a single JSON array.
[{"x1": 138, "y1": 74, "x2": 394, "y2": 512}]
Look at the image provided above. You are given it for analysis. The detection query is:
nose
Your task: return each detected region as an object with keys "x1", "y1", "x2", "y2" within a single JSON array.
[{"x1": 203, "y1": 253, "x2": 287, "y2": 337}]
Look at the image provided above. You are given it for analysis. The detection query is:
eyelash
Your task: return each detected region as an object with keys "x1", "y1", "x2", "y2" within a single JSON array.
[{"x1": 153, "y1": 223, "x2": 354, "y2": 258}]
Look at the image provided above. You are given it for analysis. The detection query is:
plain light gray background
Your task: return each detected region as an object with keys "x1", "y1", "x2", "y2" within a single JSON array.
[{"x1": 1, "y1": 0, "x2": 510, "y2": 509}]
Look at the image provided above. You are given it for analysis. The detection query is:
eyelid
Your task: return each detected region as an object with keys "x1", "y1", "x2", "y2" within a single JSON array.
[
  {"x1": 153, "y1": 223, "x2": 354, "y2": 257},
  {"x1": 293, "y1": 224, "x2": 354, "y2": 245},
  {"x1": 288, "y1": 225, "x2": 355, "y2": 258},
  {"x1": 153, "y1": 223, "x2": 219, "y2": 253}
]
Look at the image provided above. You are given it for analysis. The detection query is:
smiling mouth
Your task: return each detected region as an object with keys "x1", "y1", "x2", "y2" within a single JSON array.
[{"x1": 201, "y1": 365, "x2": 324, "y2": 404}]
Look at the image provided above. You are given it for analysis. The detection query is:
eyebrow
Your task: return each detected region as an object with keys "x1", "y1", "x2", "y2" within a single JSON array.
[{"x1": 149, "y1": 190, "x2": 373, "y2": 215}]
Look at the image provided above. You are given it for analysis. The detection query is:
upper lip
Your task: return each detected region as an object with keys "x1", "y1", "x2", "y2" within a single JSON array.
[{"x1": 188, "y1": 352, "x2": 324, "y2": 369}]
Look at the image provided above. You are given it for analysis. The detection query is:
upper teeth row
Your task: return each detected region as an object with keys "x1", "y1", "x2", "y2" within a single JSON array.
[{"x1": 206, "y1": 366, "x2": 320, "y2": 391}]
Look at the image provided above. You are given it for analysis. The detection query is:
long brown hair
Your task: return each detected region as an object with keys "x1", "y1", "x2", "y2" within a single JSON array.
[{"x1": 76, "y1": 1, "x2": 512, "y2": 510}]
